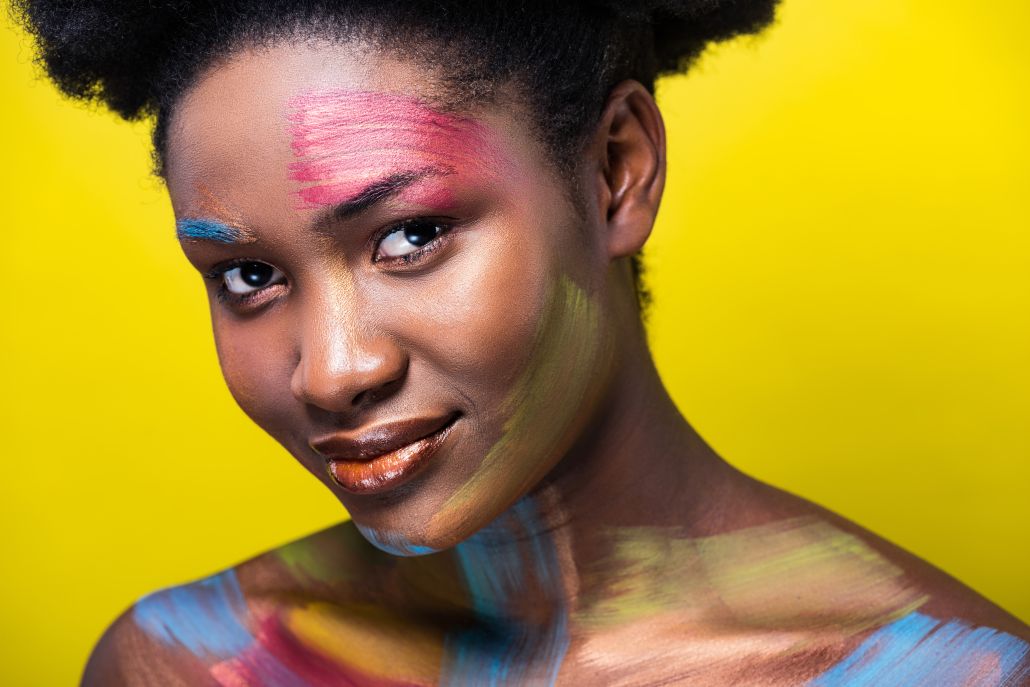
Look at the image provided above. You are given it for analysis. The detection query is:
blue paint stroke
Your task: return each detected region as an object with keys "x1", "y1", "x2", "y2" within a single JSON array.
[
  {"x1": 134, "y1": 570, "x2": 309, "y2": 684},
  {"x1": 811, "y1": 611, "x2": 1030, "y2": 686},
  {"x1": 134, "y1": 570, "x2": 253, "y2": 659},
  {"x1": 355, "y1": 523, "x2": 440, "y2": 557},
  {"x1": 176, "y1": 218, "x2": 243, "y2": 243},
  {"x1": 443, "y1": 497, "x2": 570, "y2": 686}
]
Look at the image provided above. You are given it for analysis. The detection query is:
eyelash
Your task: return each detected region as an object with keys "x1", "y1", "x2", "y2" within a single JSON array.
[
  {"x1": 370, "y1": 218, "x2": 454, "y2": 265},
  {"x1": 204, "y1": 218, "x2": 454, "y2": 308},
  {"x1": 205, "y1": 258, "x2": 280, "y2": 308}
]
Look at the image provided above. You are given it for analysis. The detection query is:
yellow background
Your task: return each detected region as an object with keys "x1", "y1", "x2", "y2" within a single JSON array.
[{"x1": 2, "y1": 0, "x2": 1027, "y2": 682}]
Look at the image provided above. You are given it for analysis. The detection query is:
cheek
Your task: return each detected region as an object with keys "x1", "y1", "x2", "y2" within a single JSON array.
[
  {"x1": 404, "y1": 229, "x2": 555, "y2": 404},
  {"x1": 410, "y1": 228, "x2": 610, "y2": 539},
  {"x1": 210, "y1": 315, "x2": 296, "y2": 438}
]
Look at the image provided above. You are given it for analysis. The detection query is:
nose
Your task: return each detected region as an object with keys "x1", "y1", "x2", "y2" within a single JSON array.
[{"x1": 290, "y1": 291, "x2": 408, "y2": 414}]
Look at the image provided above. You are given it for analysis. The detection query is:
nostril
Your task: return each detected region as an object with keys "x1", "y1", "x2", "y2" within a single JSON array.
[{"x1": 353, "y1": 375, "x2": 403, "y2": 408}]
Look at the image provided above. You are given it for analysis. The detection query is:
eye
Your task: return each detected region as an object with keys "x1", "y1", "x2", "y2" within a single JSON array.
[
  {"x1": 222, "y1": 261, "x2": 286, "y2": 294},
  {"x1": 376, "y1": 220, "x2": 446, "y2": 260}
]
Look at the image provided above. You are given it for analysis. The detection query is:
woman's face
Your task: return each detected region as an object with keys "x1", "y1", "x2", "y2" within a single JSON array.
[{"x1": 166, "y1": 41, "x2": 619, "y2": 553}]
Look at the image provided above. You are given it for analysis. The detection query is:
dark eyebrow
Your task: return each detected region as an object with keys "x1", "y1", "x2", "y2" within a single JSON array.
[{"x1": 314, "y1": 166, "x2": 450, "y2": 227}]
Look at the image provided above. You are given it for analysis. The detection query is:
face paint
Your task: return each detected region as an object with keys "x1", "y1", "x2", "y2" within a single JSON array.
[
  {"x1": 356, "y1": 523, "x2": 441, "y2": 557},
  {"x1": 427, "y1": 273, "x2": 605, "y2": 539},
  {"x1": 287, "y1": 89, "x2": 498, "y2": 209},
  {"x1": 177, "y1": 186, "x2": 257, "y2": 244},
  {"x1": 175, "y1": 218, "x2": 246, "y2": 244}
]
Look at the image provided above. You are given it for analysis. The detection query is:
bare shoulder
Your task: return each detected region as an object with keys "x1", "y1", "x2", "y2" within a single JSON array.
[
  {"x1": 694, "y1": 473, "x2": 1030, "y2": 684},
  {"x1": 727, "y1": 472, "x2": 1029, "y2": 635},
  {"x1": 82, "y1": 519, "x2": 389, "y2": 686},
  {"x1": 81, "y1": 602, "x2": 219, "y2": 686}
]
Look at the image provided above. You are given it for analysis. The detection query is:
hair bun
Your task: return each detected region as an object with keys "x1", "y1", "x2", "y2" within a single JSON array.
[
  {"x1": 13, "y1": 0, "x2": 192, "y2": 119},
  {"x1": 584, "y1": 0, "x2": 778, "y2": 72}
]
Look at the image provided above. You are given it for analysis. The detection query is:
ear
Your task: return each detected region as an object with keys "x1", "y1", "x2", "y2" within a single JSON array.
[{"x1": 590, "y1": 80, "x2": 667, "y2": 259}]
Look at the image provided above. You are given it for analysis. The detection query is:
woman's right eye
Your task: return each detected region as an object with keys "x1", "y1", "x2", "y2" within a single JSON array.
[{"x1": 222, "y1": 261, "x2": 286, "y2": 295}]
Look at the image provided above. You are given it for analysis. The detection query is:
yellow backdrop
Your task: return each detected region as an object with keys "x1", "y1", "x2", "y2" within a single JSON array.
[{"x1": 2, "y1": 0, "x2": 1027, "y2": 682}]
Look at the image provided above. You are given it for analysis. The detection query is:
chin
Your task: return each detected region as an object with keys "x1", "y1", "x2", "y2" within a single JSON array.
[{"x1": 354, "y1": 521, "x2": 444, "y2": 557}]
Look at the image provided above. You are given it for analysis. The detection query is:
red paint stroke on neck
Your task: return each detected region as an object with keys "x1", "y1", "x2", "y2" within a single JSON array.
[{"x1": 288, "y1": 89, "x2": 497, "y2": 209}]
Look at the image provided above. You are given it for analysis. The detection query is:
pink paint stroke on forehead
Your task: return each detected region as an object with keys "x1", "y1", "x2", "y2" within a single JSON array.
[{"x1": 288, "y1": 89, "x2": 497, "y2": 209}]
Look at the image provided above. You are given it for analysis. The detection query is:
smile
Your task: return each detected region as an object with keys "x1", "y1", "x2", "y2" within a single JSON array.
[{"x1": 311, "y1": 412, "x2": 460, "y2": 495}]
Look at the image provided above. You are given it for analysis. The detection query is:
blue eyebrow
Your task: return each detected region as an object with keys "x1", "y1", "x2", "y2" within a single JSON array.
[{"x1": 176, "y1": 218, "x2": 244, "y2": 244}]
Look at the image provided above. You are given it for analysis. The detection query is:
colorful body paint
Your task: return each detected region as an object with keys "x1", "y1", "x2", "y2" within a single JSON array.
[
  {"x1": 237, "y1": 605, "x2": 442, "y2": 687},
  {"x1": 574, "y1": 517, "x2": 932, "y2": 685},
  {"x1": 134, "y1": 571, "x2": 254, "y2": 659},
  {"x1": 811, "y1": 611, "x2": 1030, "y2": 686},
  {"x1": 287, "y1": 89, "x2": 496, "y2": 209},
  {"x1": 442, "y1": 497, "x2": 571, "y2": 686},
  {"x1": 132, "y1": 517, "x2": 1029, "y2": 686},
  {"x1": 134, "y1": 571, "x2": 313, "y2": 685},
  {"x1": 136, "y1": 568, "x2": 438, "y2": 686}
]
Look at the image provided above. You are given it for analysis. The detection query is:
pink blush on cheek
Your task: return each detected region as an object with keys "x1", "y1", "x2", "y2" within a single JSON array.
[{"x1": 287, "y1": 89, "x2": 499, "y2": 209}]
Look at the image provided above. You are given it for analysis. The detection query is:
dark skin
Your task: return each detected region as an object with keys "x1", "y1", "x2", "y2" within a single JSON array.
[{"x1": 83, "y1": 41, "x2": 1028, "y2": 686}]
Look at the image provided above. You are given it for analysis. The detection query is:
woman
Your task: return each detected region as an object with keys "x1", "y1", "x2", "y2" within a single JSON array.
[{"x1": 15, "y1": 0, "x2": 1029, "y2": 684}]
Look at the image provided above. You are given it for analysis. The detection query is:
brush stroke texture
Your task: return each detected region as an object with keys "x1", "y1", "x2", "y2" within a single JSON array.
[
  {"x1": 287, "y1": 89, "x2": 496, "y2": 209},
  {"x1": 810, "y1": 611, "x2": 1030, "y2": 687},
  {"x1": 443, "y1": 498, "x2": 570, "y2": 686}
]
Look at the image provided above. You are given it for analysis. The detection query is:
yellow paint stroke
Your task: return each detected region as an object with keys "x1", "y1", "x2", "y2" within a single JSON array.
[
  {"x1": 579, "y1": 517, "x2": 926, "y2": 632},
  {"x1": 283, "y1": 601, "x2": 444, "y2": 683},
  {"x1": 428, "y1": 273, "x2": 604, "y2": 536},
  {"x1": 272, "y1": 523, "x2": 373, "y2": 586},
  {"x1": 575, "y1": 517, "x2": 929, "y2": 685},
  {"x1": 696, "y1": 518, "x2": 926, "y2": 633}
]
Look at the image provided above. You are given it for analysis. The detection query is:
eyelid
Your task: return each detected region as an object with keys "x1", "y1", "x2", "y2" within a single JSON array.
[
  {"x1": 371, "y1": 217, "x2": 455, "y2": 265},
  {"x1": 202, "y1": 257, "x2": 272, "y2": 280},
  {"x1": 203, "y1": 257, "x2": 288, "y2": 310}
]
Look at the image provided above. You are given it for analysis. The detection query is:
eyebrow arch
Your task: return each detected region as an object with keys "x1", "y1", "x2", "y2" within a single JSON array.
[{"x1": 315, "y1": 166, "x2": 451, "y2": 227}]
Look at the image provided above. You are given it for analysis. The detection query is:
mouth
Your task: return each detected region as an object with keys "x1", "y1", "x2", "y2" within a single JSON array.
[{"x1": 311, "y1": 412, "x2": 461, "y2": 495}]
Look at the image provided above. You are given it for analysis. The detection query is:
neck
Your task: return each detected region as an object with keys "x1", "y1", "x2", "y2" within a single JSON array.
[
  {"x1": 418, "y1": 331, "x2": 739, "y2": 631},
  {"x1": 388, "y1": 329, "x2": 924, "y2": 685}
]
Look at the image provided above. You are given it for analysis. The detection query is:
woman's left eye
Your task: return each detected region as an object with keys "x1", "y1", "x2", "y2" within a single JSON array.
[{"x1": 376, "y1": 220, "x2": 447, "y2": 260}]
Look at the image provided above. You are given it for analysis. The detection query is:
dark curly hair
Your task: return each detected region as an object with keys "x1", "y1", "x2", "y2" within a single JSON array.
[{"x1": 12, "y1": 0, "x2": 780, "y2": 309}]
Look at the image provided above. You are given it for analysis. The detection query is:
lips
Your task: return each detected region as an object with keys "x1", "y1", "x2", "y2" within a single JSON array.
[{"x1": 310, "y1": 412, "x2": 459, "y2": 494}]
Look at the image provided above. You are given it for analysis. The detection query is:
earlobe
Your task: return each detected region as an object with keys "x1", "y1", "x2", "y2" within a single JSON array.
[{"x1": 593, "y1": 80, "x2": 667, "y2": 260}]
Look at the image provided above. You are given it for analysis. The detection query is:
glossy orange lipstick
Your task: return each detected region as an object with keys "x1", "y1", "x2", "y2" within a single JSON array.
[{"x1": 311, "y1": 413, "x2": 459, "y2": 494}]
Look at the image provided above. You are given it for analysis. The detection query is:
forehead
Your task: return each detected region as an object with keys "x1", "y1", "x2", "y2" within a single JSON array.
[{"x1": 164, "y1": 41, "x2": 540, "y2": 218}]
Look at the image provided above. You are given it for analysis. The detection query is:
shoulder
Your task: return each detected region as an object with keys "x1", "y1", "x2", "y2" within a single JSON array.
[
  {"x1": 730, "y1": 473, "x2": 1030, "y2": 636},
  {"x1": 81, "y1": 603, "x2": 218, "y2": 686},
  {"x1": 722, "y1": 476, "x2": 1030, "y2": 683},
  {"x1": 83, "y1": 519, "x2": 386, "y2": 686}
]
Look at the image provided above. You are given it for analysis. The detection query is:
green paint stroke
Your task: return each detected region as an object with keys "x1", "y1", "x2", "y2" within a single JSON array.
[
  {"x1": 578, "y1": 517, "x2": 927, "y2": 635},
  {"x1": 430, "y1": 273, "x2": 603, "y2": 534},
  {"x1": 273, "y1": 523, "x2": 374, "y2": 585}
]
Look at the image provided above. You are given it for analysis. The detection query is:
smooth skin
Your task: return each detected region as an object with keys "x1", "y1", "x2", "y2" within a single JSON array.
[{"x1": 83, "y1": 41, "x2": 1029, "y2": 685}]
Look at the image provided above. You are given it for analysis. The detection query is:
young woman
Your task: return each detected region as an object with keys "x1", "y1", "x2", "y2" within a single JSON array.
[{"x1": 16, "y1": 1, "x2": 1029, "y2": 684}]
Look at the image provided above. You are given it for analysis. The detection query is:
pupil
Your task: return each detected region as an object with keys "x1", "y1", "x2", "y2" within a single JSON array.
[
  {"x1": 404, "y1": 223, "x2": 438, "y2": 247},
  {"x1": 241, "y1": 262, "x2": 273, "y2": 287}
]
